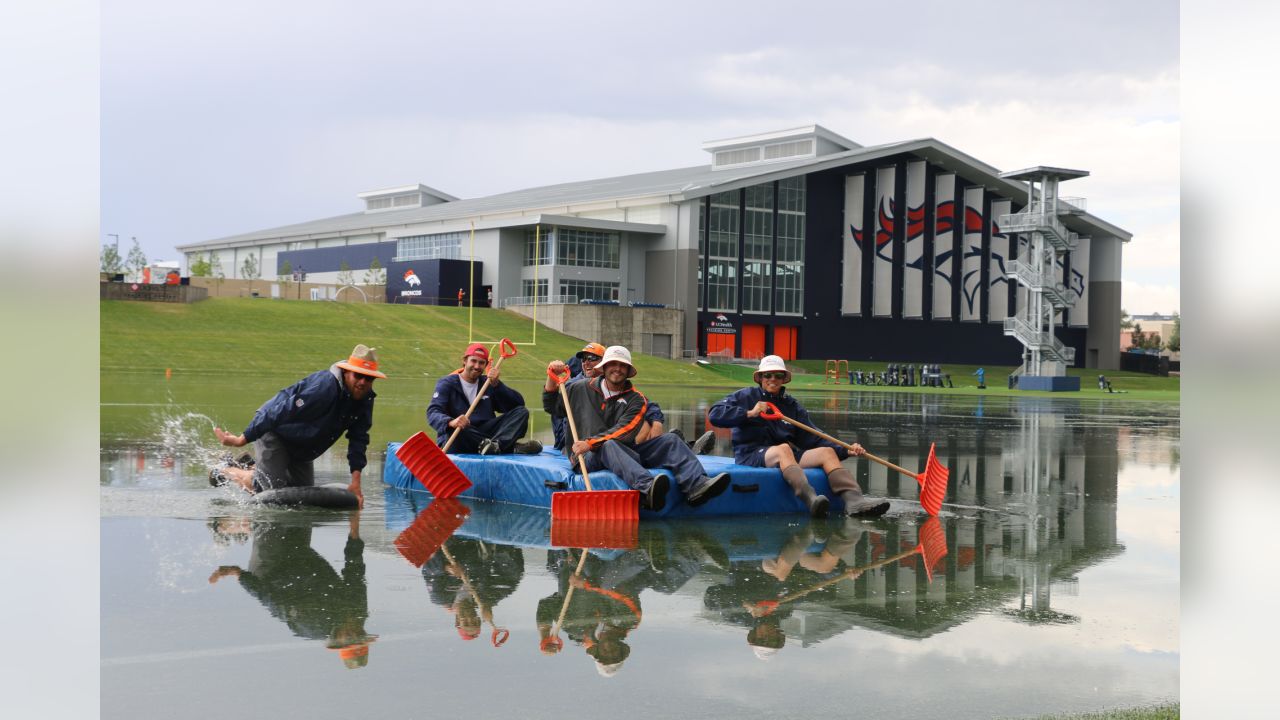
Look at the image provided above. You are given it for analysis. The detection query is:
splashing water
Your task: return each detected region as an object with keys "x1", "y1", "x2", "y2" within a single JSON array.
[{"x1": 156, "y1": 411, "x2": 226, "y2": 467}]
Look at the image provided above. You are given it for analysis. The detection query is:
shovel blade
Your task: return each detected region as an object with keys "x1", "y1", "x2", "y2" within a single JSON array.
[
  {"x1": 396, "y1": 431, "x2": 473, "y2": 499},
  {"x1": 550, "y1": 489, "x2": 640, "y2": 522},
  {"x1": 394, "y1": 498, "x2": 469, "y2": 567},
  {"x1": 915, "y1": 442, "x2": 949, "y2": 517},
  {"x1": 550, "y1": 519, "x2": 639, "y2": 549},
  {"x1": 916, "y1": 516, "x2": 949, "y2": 582}
]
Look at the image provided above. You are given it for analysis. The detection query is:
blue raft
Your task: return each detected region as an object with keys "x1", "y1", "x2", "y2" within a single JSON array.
[{"x1": 383, "y1": 441, "x2": 852, "y2": 518}]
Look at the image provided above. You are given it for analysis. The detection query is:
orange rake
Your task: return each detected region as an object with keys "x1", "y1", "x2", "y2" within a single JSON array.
[
  {"x1": 760, "y1": 402, "x2": 950, "y2": 516},
  {"x1": 393, "y1": 338, "x2": 518, "y2": 498},
  {"x1": 546, "y1": 367, "x2": 639, "y2": 521},
  {"x1": 751, "y1": 516, "x2": 948, "y2": 616}
]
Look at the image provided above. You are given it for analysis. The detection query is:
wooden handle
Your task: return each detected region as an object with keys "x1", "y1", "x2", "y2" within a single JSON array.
[
  {"x1": 763, "y1": 402, "x2": 918, "y2": 479},
  {"x1": 759, "y1": 543, "x2": 921, "y2": 612},
  {"x1": 557, "y1": 382, "x2": 594, "y2": 491},
  {"x1": 442, "y1": 347, "x2": 510, "y2": 453},
  {"x1": 551, "y1": 548, "x2": 591, "y2": 637}
]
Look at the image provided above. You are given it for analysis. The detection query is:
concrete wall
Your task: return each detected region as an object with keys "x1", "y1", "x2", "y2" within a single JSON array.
[
  {"x1": 100, "y1": 282, "x2": 207, "y2": 303},
  {"x1": 506, "y1": 303, "x2": 685, "y2": 359},
  {"x1": 188, "y1": 276, "x2": 386, "y2": 303}
]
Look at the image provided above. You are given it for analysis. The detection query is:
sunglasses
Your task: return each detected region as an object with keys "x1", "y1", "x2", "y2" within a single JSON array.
[
  {"x1": 760, "y1": 372, "x2": 788, "y2": 380},
  {"x1": 581, "y1": 355, "x2": 602, "y2": 363}
]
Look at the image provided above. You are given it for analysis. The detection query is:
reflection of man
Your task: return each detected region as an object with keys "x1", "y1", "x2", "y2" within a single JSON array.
[
  {"x1": 427, "y1": 342, "x2": 541, "y2": 455},
  {"x1": 421, "y1": 537, "x2": 524, "y2": 642},
  {"x1": 211, "y1": 344, "x2": 383, "y2": 507},
  {"x1": 208, "y1": 513, "x2": 376, "y2": 668},
  {"x1": 536, "y1": 548, "x2": 643, "y2": 677}
]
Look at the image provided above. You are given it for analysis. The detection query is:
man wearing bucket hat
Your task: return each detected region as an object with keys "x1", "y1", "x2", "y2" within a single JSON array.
[
  {"x1": 551, "y1": 341, "x2": 713, "y2": 455},
  {"x1": 544, "y1": 345, "x2": 730, "y2": 510},
  {"x1": 708, "y1": 355, "x2": 890, "y2": 517},
  {"x1": 427, "y1": 342, "x2": 542, "y2": 456},
  {"x1": 211, "y1": 343, "x2": 384, "y2": 507}
]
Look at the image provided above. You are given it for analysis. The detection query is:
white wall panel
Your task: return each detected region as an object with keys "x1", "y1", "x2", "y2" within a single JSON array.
[
  {"x1": 932, "y1": 174, "x2": 955, "y2": 320},
  {"x1": 873, "y1": 166, "x2": 895, "y2": 317},
  {"x1": 841, "y1": 174, "x2": 865, "y2": 315},
  {"x1": 903, "y1": 161, "x2": 926, "y2": 318},
  {"x1": 960, "y1": 187, "x2": 983, "y2": 321},
  {"x1": 988, "y1": 199, "x2": 1011, "y2": 322}
]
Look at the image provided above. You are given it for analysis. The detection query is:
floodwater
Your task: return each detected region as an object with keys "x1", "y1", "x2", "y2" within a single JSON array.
[{"x1": 101, "y1": 373, "x2": 1179, "y2": 719}]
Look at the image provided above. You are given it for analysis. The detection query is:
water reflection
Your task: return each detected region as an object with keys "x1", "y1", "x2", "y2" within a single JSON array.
[{"x1": 205, "y1": 512, "x2": 377, "y2": 668}]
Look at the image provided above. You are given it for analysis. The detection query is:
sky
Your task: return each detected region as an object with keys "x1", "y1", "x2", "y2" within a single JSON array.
[{"x1": 101, "y1": 0, "x2": 1180, "y2": 315}]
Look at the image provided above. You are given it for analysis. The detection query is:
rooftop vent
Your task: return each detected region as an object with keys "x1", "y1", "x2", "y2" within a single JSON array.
[
  {"x1": 703, "y1": 124, "x2": 860, "y2": 170},
  {"x1": 358, "y1": 184, "x2": 459, "y2": 213}
]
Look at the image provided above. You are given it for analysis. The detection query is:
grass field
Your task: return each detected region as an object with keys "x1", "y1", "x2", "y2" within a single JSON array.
[
  {"x1": 1024, "y1": 704, "x2": 1179, "y2": 720},
  {"x1": 100, "y1": 298, "x2": 1179, "y2": 401}
]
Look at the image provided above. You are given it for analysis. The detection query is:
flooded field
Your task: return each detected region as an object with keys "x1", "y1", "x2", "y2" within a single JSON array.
[{"x1": 101, "y1": 374, "x2": 1179, "y2": 719}]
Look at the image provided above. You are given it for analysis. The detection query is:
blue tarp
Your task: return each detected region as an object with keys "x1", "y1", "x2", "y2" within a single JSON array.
[{"x1": 383, "y1": 441, "x2": 839, "y2": 518}]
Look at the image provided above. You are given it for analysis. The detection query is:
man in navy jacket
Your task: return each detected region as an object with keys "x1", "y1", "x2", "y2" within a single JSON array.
[
  {"x1": 708, "y1": 355, "x2": 889, "y2": 518},
  {"x1": 212, "y1": 344, "x2": 384, "y2": 507},
  {"x1": 427, "y1": 342, "x2": 540, "y2": 455}
]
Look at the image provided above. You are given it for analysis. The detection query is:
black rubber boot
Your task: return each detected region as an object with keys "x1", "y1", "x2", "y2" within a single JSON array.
[
  {"x1": 829, "y1": 468, "x2": 890, "y2": 517},
  {"x1": 782, "y1": 465, "x2": 829, "y2": 518}
]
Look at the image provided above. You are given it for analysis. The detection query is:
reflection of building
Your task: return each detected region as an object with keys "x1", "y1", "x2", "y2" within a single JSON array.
[
  {"x1": 176, "y1": 125, "x2": 1128, "y2": 368},
  {"x1": 750, "y1": 397, "x2": 1124, "y2": 642}
]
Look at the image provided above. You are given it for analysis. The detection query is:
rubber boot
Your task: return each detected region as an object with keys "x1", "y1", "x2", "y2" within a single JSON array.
[
  {"x1": 782, "y1": 465, "x2": 829, "y2": 518},
  {"x1": 829, "y1": 468, "x2": 890, "y2": 517}
]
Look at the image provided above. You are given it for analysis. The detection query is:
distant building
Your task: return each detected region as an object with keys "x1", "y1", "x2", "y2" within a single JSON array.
[{"x1": 176, "y1": 125, "x2": 1130, "y2": 368}]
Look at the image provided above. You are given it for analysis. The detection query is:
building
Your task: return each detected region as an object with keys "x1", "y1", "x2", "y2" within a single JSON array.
[{"x1": 177, "y1": 125, "x2": 1130, "y2": 369}]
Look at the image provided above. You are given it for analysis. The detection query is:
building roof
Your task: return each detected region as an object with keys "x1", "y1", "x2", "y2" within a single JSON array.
[{"x1": 177, "y1": 136, "x2": 1131, "y2": 251}]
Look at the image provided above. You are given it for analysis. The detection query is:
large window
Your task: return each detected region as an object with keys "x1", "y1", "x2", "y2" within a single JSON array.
[
  {"x1": 775, "y1": 177, "x2": 805, "y2": 315},
  {"x1": 395, "y1": 232, "x2": 464, "y2": 261},
  {"x1": 521, "y1": 278, "x2": 548, "y2": 300},
  {"x1": 561, "y1": 279, "x2": 619, "y2": 302},
  {"x1": 524, "y1": 228, "x2": 553, "y2": 266},
  {"x1": 707, "y1": 191, "x2": 738, "y2": 311},
  {"x1": 557, "y1": 228, "x2": 620, "y2": 268},
  {"x1": 743, "y1": 184, "x2": 774, "y2": 313}
]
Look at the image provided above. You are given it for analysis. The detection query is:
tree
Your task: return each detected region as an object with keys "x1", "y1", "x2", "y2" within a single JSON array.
[
  {"x1": 126, "y1": 237, "x2": 148, "y2": 282},
  {"x1": 1167, "y1": 313, "x2": 1180, "y2": 353},
  {"x1": 279, "y1": 259, "x2": 293, "y2": 297},
  {"x1": 189, "y1": 254, "x2": 213, "y2": 277},
  {"x1": 1129, "y1": 323, "x2": 1145, "y2": 351},
  {"x1": 362, "y1": 256, "x2": 385, "y2": 286},
  {"x1": 337, "y1": 260, "x2": 354, "y2": 287},
  {"x1": 1120, "y1": 308, "x2": 1134, "y2": 330},
  {"x1": 100, "y1": 244, "x2": 122, "y2": 275},
  {"x1": 241, "y1": 253, "x2": 260, "y2": 295},
  {"x1": 210, "y1": 251, "x2": 225, "y2": 295}
]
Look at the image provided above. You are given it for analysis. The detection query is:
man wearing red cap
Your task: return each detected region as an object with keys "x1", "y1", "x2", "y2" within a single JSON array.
[
  {"x1": 211, "y1": 343, "x2": 384, "y2": 507},
  {"x1": 427, "y1": 342, "x2": 541, "y2": 455}
]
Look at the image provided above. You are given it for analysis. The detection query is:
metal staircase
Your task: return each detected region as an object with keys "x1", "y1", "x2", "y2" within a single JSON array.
[{"x1": 997, "y1": 169, "x2": 1088, "y2": 380}]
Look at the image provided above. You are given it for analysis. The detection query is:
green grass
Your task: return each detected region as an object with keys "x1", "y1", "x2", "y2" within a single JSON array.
[
  {"x1": 100, "y1": 298, "x2": 1178, "y2": 401},
  {"x1": 1020, "y1": 703, "x2": 1178, "y2": 719}
]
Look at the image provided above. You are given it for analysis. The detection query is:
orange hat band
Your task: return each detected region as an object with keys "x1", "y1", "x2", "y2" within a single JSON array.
[{"x1": 347, "y1": 356, "x2": 380, "y2": 372}]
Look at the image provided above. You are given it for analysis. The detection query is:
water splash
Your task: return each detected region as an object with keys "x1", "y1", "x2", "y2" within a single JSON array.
[{"x1": 156, "y1": 411, "x2": 225, "y2": 466}]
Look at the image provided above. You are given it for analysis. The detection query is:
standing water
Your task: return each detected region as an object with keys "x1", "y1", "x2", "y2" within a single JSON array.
[{"x1": 101, "y1": 374, "x2": 1179, "y2": 719}]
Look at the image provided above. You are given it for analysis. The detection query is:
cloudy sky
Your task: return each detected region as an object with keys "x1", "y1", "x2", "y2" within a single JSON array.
[{"x1": 101, "y1": 0, "x2": 1179, "y2": 314}]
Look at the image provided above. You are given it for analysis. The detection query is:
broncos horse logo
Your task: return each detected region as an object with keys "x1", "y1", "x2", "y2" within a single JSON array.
[{"x1": 403, "y1": 269, "x2": 421, "y2": 287}]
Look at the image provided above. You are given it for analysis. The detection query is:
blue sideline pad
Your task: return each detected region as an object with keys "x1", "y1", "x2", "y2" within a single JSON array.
[{"x1": 384, "y1": 441, "x2": 844, "y2": 518}]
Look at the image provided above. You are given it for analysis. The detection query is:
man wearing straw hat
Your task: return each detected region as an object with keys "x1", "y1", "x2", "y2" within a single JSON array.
[
  {"x1": 427, "y1": 342, "x2": 542, "y2": 456},
  {"x1": 543, "y1": 345, "x2": 729, "y2": 511},
  {"x1": 708, "y1": 355, "x2": 890, "y2": 517},
  {"x1": 210, "y1": 343, "x2": 385, "y2": 508}
]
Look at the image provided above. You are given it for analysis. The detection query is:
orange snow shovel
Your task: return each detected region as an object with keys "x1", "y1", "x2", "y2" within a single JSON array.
[
  {"x1": 759, "y1": 402, "x2": 949, "y2": 516},
  {"x1": 394, "y1": 498, "x2": 470, "y2": 568},
  {"x1": 750, "y1": 516, "x2": 948, "y2": 616},
  {"x1": 542, "y1": 547, "x2": 591, "y2": 654},
  {"x1": 394, "y1": 338, "x2": 518, "y2": 498},
  {"x1": 547, "y1": 366, "x2": 639, "y2": 522}
]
